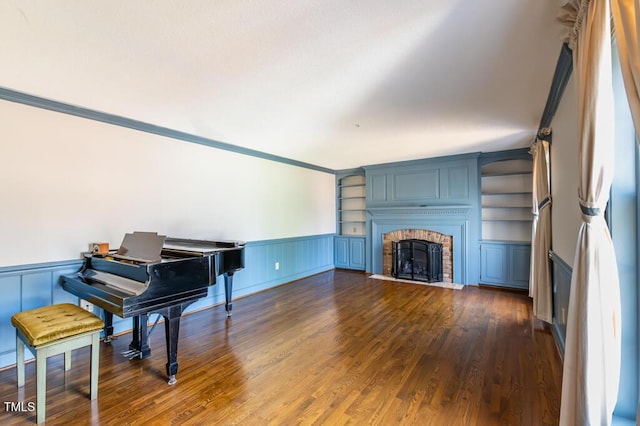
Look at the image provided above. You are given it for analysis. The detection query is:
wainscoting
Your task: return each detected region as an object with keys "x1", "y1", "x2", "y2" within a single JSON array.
[
  {"x1": 549, "y1": 250, "x2": 572, "y2": 357},
  {"x1": 0, "y1": 234, "x2": 334, "y2": 369}
]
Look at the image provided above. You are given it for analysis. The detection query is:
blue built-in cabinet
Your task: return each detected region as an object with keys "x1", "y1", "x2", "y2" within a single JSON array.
[
  {"x1": 335, "y1": 150, "x2": 535, "y2": 286},
  {"x1": 334, "y1": 236, "x2": 365, "y2": 270},
  {"x1": 479, "y1": 241, "x2": 531, "y2": 289},
  {"x1": 335, "y1": 170, "x2": 367, "y2": 271},
  {"x1": 479, "y1": 149, "x2": 533, "y2": 290}
]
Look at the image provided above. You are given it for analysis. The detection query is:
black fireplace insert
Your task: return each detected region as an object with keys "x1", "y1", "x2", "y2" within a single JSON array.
[{"x1": 392, "y1": 239, "x2": 443, "y2": 283}]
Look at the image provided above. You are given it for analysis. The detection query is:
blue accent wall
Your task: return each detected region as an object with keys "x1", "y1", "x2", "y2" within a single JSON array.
[{"x1": 0, "y1": 234, "x2": 334, "y2": 369}]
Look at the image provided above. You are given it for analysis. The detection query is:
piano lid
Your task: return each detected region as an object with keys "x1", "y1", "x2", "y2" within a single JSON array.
[
  {"x1": 163, "y1": 237, "x2": 243, "y2": 255},
  {"x1": 113, "y1": 231, "x2": 167, "y2": 263}
]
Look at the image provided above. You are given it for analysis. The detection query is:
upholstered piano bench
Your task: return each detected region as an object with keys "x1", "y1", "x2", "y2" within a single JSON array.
[{"x1": 11, "y1": 303, "x2": 104, "y2": 423}]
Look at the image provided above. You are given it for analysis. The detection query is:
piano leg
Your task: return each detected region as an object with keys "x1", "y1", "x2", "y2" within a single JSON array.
[
  {"x1": 104, "y1": 311, "x2": 114, "y2": 343},
  {"x1": 162, "y1": 305, "x2": 182, "y2": 385},
  {"x1": 224, "y1": 271, "x2": 234, "y2": 317},
  {"x1": 129, "y1": 314, "x2": 151, "y2": 359}
]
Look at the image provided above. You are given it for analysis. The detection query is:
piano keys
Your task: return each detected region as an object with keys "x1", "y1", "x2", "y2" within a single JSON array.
[{"x1": 61, "y1": 232, "x2": 245, "y2": 385}]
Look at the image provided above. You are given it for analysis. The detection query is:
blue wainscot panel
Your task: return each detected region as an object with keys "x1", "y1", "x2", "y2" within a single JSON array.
[
  {"x1": 0, "y1": 234, "x2": 335, "y2": 369},
  {"x1": 171, "y1": 234, "x2": 335, "y2": 315},
  {"x1": 549, "y1": 250, "x2": 572, "y2": 357}
]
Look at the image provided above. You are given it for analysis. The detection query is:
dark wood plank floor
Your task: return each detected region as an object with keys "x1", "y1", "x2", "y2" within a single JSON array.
[{"x1": 0, "y1": 270, "x2": 561, "y2": 425}]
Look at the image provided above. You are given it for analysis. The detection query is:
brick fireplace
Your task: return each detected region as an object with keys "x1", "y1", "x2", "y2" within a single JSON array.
[{"x1": 382, "y1": 229, "x2": 453, "y2": 283}]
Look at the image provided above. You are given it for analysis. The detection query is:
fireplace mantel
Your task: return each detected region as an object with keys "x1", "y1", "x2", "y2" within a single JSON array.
[
  {"x1": 367, "y1": 205, "x2": 472, "y2": 216},
  {"x1": 367, "y1": 204, "x2": 476, "y2": 284}
]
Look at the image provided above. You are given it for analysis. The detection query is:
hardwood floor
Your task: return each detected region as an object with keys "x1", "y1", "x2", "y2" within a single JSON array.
[{"x1": 0, "y1": 270, "x2": 562, "y2": 425}]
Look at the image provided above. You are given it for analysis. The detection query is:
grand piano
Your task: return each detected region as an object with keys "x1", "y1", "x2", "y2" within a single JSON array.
[{"x1": 61, "y1": 232, "x2": 245, "y2": 384}]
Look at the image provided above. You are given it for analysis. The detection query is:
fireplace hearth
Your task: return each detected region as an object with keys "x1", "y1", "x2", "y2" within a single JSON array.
[{"x1": 392, "y1": 239, "x2": 443, "y2": 283}]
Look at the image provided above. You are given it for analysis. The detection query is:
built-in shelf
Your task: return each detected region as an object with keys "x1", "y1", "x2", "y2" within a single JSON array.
[
  {"x1": 337, "y1": 174, "x2": 366, "y2": 237},
  {"x1": 479, "y1": 151, "x2": 533, "y2": 289},
  {"x1": 336, "y1": 172, "x2": 366, "y2": 270},
  {"x1": 480, "y1": 158, "x2": 533, "y2": 243}
]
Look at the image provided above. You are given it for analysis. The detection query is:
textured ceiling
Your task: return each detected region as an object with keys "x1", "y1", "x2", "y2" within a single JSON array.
[{"x1": 0, "y1": 1, "x2": 565, "y2": 170}]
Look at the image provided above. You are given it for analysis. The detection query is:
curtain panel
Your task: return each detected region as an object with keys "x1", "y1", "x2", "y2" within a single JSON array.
[
  {"x1": 611, "y1": 0, "x2": 640, "y2": 140},
  {"x1": 559, "y1": 0, "x2": 622, "y2": 425},
  {"x1": 530, "y1": 139, "x2": 552, "y2": 324}
]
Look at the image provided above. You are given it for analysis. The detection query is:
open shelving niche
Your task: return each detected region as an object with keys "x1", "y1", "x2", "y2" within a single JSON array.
[
  {"x1": 481, "y1": 159, "x2": 533, "y2": 242},
  {"x1": 338, "y1": 174, "x2": 366, "y2": 236}
]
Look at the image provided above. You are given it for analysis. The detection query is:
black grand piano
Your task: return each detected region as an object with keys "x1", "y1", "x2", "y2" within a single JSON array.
[{"x1": 61, "y1": 232, "x2": 245, "y2": 384}]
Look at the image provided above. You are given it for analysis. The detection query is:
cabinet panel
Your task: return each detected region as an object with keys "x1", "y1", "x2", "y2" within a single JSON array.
[
  {"x1": 509, "y1": 245, "x2": 531, "y2": 289},
  {"x1": 349, "y1": 238, "x2": 365, "y2": 270},
  {"x1": 335, "y1": 237, "x2": 349, "y2": 268},
  {"x1": 370, "y1": 175, "x2": 387, "y2": 202},
  {"x1": 480, "y1": 242, "x2": 531, "y2": 289},
  {"x1": 394, "y1": 170, "x2": 439, "y2": 200},
  {"x1": 365, "y1": 156, "x2": 477, "y2": 208},
  {"x1": 446, "y1": 166, "x2": 469, "y2": 198},
  {"x1": 481, "y1": 244, "x2": 507, "y2": 284},
  {"x1": 335, "y1": 236, "x2": 365, "y2": 271}
]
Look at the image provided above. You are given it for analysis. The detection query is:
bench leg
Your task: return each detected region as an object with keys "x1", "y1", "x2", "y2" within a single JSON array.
[
  {"x1": 64, "y1": 351, "x2": 71, "y2": 371},
  {"x1": 16, "y1": 334, "x2": 25, "y2": 388},
  {"x1": 90, "y1": 333, "x2": 99, "y2": 400},
  {"x1": 36, "y1": 349, "x2": 46, "y2": 423}
]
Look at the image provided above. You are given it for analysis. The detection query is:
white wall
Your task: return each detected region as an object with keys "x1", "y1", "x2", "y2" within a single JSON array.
[
  {"x1": 550, "y1": 74, "x2": 581, "y2": 265},
  {"x1": 0, "y1": 100, "x2": 336, "y2": 267}
]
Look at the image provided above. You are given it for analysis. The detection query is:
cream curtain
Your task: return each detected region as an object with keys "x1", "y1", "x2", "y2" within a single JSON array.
[
  {"x1": 611, "y1": 0, "x2": 640, "y2": 139},
  {"x1": 529, "y1": 160, "x2": 538, "y2": 299},
  {"x1": 530, "y1": 138, "x2": 552, "y2": 324},
  {"x1": 559, "y1": 0, "x2": 622, "y2": 425}
]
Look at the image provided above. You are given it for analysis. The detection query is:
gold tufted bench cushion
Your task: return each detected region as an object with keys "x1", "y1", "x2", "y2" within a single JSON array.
[{"x1": 11, "y1": 303, "x2": 104, "y2": 347}]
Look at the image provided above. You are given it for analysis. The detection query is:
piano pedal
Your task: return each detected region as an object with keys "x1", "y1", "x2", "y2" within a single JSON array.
[{"x1": 121, "y1": 349, "x2": 143, "y2": 360}]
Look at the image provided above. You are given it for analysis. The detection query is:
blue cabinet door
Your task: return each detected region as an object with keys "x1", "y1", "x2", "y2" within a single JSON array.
[
  {"x1": 480, "y1": 242, "x2": 531, "y2": 289},
  {"x1": 480, "y1": 244, "x2": 508, "y2": 284},
  {"x1": 349, "y1": 237, "x2": 365, "y2": 270},
  {"x1": 509, "y1": 245, "x2": 531, "y2": 289},
  {"x1": 335, "y1": 237, "x2": 349, "y2": 268},
  {"x1": 335, "y1": 236, "x2": 365, "y2": 271}
]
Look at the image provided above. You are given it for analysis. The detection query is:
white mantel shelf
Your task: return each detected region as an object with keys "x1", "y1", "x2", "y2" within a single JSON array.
[{"x1": 367, "y1": 205, "x2": 472, "y2": 216}]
